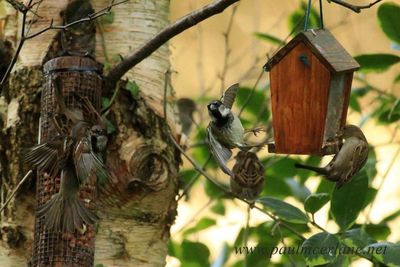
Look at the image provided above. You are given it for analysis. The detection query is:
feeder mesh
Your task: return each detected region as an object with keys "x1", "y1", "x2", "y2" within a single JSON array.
[{"x1": 30, "y1": 57, "x2": 102, "y2": 267}]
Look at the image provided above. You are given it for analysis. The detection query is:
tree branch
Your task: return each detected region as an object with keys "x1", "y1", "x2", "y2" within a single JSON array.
[
  {"x1": 328, "y1": 0, "x2": 382, "y2": 13},
  {"x1": 104, "y1": 0, "x2": 240, "y2": 92},
  {"x1": 0, "y1": 0, "x2": 127, "y2": 93}
]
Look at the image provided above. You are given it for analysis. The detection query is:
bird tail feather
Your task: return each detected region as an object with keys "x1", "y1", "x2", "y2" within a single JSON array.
[
  {"x1": 38, "y1": 193, "x2": 98, "y2": 232},
  {"x1": 294, "y1": 163, "x2": 327, "y2": 175}
]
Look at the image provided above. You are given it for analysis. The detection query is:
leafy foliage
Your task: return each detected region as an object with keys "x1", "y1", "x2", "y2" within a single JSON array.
[{"x1": 170, "y1": 2, "x2": 400, "y2": 266}]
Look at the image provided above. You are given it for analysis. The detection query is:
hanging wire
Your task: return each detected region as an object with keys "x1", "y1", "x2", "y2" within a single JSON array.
[
  {"x1": 303, "y1": 0, "x2": 312, "y2": 31},
  {"x1": 304, "y1": 0, "x2": 325, "y2": 31},
  {"x1": 319, "y1": 0, "x2": 324, "y2": 29}
]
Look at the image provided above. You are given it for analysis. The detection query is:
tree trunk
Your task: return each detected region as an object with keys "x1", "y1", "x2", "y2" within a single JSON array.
[{"x1": 0, "y1": 1, "x2": 179, "y2": 266}]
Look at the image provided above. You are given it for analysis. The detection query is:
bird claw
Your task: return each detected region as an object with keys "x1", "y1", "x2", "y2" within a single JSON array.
[{"x1": 248, "y1": 127, "x2": 266, "y2": 136}]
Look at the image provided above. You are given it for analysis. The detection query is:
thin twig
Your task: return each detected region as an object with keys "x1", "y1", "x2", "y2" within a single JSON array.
[
  {"x1": 25, "y1": 0, "x2": 128, "y2": 40},
  {"x1": 238, "y1": 69, "x2": 265, "y2": 118},
  {"x1": 328, "y1": 0, "x2": 382, "y2": 13},
  {"x1": 365, "y1": 145, "x2": 400, "y2": 224},
  {"x1": 163, "y1": 70, "x2": 171, "y2": 123},
  {"x1": 105, "y1": 0, "x2": 240, "y2": 92},
  {"x1": 169, "y1": 132, "x2": 306, "y2": 240},
  {"x1": 243, "y1": 205, "x2": 251, "y2": 267},
  {"x1": 172, "y1": 195, "x2": 219, "y2": 236},
  {"x1": 0, "y1": 0, "x2": 127, "y2": 91},
  {"x1": 0, "y1": 170, "x2": 33, "y2": 213},
  {"x1": 102, "y1": 81, "x2": 121, "y2": 115},
  {"x1": 219, "y1": 5, "x2": 238, "y2": 94},
  {"x1": 177, "y1": 156, "x2": 212, "y2": 201},
  {"x1": 275, "y1": 224, "x2": 296, "y2": 267}
]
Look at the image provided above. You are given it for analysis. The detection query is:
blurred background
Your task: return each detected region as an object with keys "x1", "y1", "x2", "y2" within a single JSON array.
[{"x1": 168, "y1": 0, "x2": 400, "y2": 266}]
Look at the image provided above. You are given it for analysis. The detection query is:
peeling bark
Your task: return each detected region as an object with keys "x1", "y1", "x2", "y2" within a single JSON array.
[{"x1": 1, "y1": 0, "x2": 179, "y2": 266}]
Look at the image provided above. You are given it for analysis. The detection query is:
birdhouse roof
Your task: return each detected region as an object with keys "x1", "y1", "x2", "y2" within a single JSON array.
[{"x1": 263, "y1": 29, "x2": 360, "y2": 73}]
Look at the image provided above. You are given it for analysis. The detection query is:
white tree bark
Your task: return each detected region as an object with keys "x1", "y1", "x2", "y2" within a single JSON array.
[{"x1": 0, "y1": 1, "x2": 178, "y2": 266}]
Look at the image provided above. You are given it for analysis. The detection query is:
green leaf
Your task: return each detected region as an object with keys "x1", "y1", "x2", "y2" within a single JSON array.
[
  {"x1": 352, "y1": 87, "x2": 371, "y2": 97},
  {"x1": 349, "y1": 93, "x2": 361, "y2": 113},
  {"x1": 304, "y1": 193, "x2": 330, "y2": 214},
  {"x1": 183, "y1": 217, "x2": 216, "y2": 237},
  {"x1": 168, "y1": 240, "x2": 182, "y2": 258},
  {"x1": 341, "y1": 228, "x2": 375, "y2": 249},
  {"x1": 181, "y1": 240, "x2": 210, "y2": 266},
  {"x1": 394, "y1": 74, "x2": 400, "y2": 84},
  {"x1": 210, "y1": 201, "x2": 226, "y2": 215},
  {"x1": 376, "y1": 99, "x2": 400, "y2": 123},
  {"x1": 257, "y1": 196, "x2": 309, "y2": 224},
  {"x1": 104, "y1": 117, "x2": 116, "y2": 134},
  {"x1": 361, "y1": 187, "x2": 377, "y2": 209},
  {"x1": 320, "y1": 256, "x2": 350, "y2": 267},
  {"x1": 378, "y1": 3, "x2": 400, "y2": 45},
  {"x1": 355, "y1": 54, "x2": 400, "y2": 73},
  {"x1": 300, "y1": 232, "x2": 340, "y2": 266},
  {"x1": 381, "y1": 209, "x2": 400, "y2": 223},
  {"x1": 364, "y1": 223, "x2": 391, "y2": 240},
  {"x1": 364, "y1": 242, "x2": 400, "y2": 267},
  {"x1": 316, "y1": 178, "x2": 335, "y2": 194},
  {"x1": 262, "y1": 174, "x2": 292, "y2": 198},
  {"x1": 284, "y1": 177, "x2": 311, "y2": 202},
  {"x1": 95, "y1": 264, "x2": 107, "y2": 267},
  {"x1": 234, "y1": 87, "x2": 269, "y2": 121},
  {"x1": 297, "y1": 156, "x2": 322, "y2": 183},
  {"x1": 254, "y1": 32, "x2": 285, "y2": 46},
  {"x1": 331, "y1": 171, "x2": 369, "y2": 230},
  {"x1": 204, "y1": 180, "x2": 224, "y2": 198},
  {"x1": 101, "y1": 97, "x2": 110, "y2": 110},
  {"x1": 180, "y1": 169, "x2": 197, "y2": 184},
  {"x1": 125, "y1": 80, "x2": 140, "y2": 99},
  {"x1": 265, "y1": 156, "x2": 298, "y2": 178},
  {"x1": 99, "y1": 11, "x2": 115, "y2": 25}
]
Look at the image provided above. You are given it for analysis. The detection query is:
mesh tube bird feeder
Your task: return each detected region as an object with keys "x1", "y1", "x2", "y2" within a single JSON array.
[
  {"x1": 264, "y1": 29, "x2": 360, "y2": 155},
  {"x1": 30, "y1": 56, "x2": 103, "y2": 267}
]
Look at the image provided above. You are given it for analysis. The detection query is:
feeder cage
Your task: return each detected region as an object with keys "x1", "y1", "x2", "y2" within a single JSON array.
[
  {"x1": 264, "y1": 29, "x2": 360, "y2": 155},
  {"x1": 30, "y1": 56, "x2": 102, "y2": 267}
]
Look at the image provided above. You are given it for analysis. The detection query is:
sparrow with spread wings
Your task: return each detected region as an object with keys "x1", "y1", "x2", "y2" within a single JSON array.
[
  {"x1": 25, "y1": 77, "x2": 108, "y2": 232},
  {"x1": 206, "y1": 83, "x2": 265, "y2": 176}
]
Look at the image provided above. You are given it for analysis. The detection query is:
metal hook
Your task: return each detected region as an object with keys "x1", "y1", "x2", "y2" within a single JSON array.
[
  {"x1": 304, "y1": 0, "x2": 324, "y2": 31},
  {"x1": 303, "y1": 0, "x2": 312, "y2": 31}
]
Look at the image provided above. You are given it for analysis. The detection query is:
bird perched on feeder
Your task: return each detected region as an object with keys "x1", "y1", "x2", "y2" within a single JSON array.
[
  {"x1": 25, "y1": 77, "x2": 108, "y2": 232},
  {"x1": 231, "y1": 151, "x2": 265, "y2": 201},
  {"x1": 206, "y1": 83, "x2": 265, "y2": 176},
  {"x1": 295, "y1": 125, "x2": 368, "y2": 187}
]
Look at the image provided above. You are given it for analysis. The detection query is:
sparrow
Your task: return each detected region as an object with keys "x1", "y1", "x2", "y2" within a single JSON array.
[
  {"x1": 206, "y1": 83, "x2": 264, "y2": 176},
  {"x1": 295, "y1": 125, "x2": 369, "y2": 187},
  {"x1": 231, "y1": 151, "x2": 265, "y2": 201},
  {"x1": 25, "y1": 78, "x2": 108, "y2": 232},
  {"x1": 176, "y1": 98, "x2": 197, "y2": 137}
]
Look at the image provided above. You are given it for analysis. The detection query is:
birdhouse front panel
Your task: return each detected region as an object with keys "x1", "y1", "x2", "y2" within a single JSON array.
[
  {"x1": 264, "y1": 29, "x2": 360, "y2": 155},
  {"x1": 269, "y1": 42, "x2": 331, "y2": 155}
]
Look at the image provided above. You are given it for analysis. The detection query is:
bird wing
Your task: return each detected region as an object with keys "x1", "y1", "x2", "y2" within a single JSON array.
[
  {"x1": 207, "y1": 126, "x2": 233, "y2": 176},
  {"x1": 350, "y1": 141, "x2": 369, "y2": 176},
  {"x1": 221, "y1": 83, "x2": 239, "y2": 109},
  {"x1": 53, "y1": 77, "x2": 84, "y2": 123},
  {"x1": 336, "y1": 139, "x2": 369, "y2": 186},
  {"x1": 73, "y1": 137, "x2": 108, "y2": 186},
  {"x1": 72, "y1": 92, "x2": 105, "y2": 126},
  {"x1": 24, "y1": 136, "x2": 66, "y2": 178}
]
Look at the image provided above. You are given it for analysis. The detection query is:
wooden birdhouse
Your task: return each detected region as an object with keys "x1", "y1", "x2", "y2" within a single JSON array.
[{"x1": 264, "y1": 29, "x2": 360, "y2": 155}]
